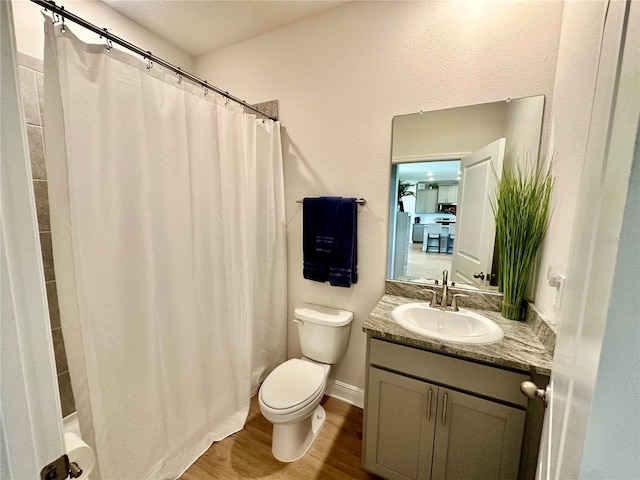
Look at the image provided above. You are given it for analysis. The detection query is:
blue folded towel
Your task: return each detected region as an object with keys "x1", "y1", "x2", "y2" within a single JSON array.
[
  {"x1": 302, "y1": 198, "x2": 336, "y2": 282},
  {"x1": 302, "y1": 197, "x2": 358, "y2": 287},
  {"x1": 315, "y1": 235, "x2": 334, "y2": 253},
  {"x1": 329, "y1": 198, "x2": 357, "y2": 287}
]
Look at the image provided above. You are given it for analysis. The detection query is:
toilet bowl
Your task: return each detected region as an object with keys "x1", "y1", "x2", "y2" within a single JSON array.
[
  {"x1": 259, "y1": 358, "x2": 330, "y2": 462},
  {"x1": 258, "y1": 303, "x2": 353, "y2": 462}
]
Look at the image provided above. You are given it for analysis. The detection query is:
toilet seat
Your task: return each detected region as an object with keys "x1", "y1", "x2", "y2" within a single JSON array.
[{"x1": 259, "y1": 359, "x2": 327, "y2": 415}]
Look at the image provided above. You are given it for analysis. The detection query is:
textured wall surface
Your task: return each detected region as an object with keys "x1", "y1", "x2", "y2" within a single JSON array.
[
  {"x1": 196, "y1": 1, "x2": 564, "y2": 390},
  {"x1": 533, "y1": 1, "x2": 608, "y2": 315}
]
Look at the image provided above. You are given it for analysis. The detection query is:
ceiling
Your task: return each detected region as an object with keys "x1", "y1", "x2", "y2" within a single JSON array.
[
  {"x1": 397, "y1": 161, "x2": 461, "y2": 184},
  {"x1": 99, "y1": 0, "x2": 349, "y2": 57}
]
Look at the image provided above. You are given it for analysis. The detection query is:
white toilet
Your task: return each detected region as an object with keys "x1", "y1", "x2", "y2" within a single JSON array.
[{"x1": 258, "y1": 303, "x2": 353, "y2": 462}]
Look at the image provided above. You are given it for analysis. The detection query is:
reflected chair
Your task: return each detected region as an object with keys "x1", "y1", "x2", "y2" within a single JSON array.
[
  {"x1": 425, "y1": 223, "x2": 442, "y2": 253},
  {"x1": 447, "y1": 224, "x2": 456, "y2": 254}
]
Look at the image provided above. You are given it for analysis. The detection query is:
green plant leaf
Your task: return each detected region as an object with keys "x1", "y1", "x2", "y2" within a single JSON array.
[
  {"x1": 491, "y1": 152, "x2": 555, "y2": 319},
  {"x1": 398, "y1": 181, "x2": 416, "y2": 198}
]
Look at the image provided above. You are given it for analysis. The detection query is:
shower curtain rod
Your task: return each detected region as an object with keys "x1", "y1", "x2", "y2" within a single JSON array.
[{"x1": 29, "y1": 0, "x2": 278, "y2": 121}]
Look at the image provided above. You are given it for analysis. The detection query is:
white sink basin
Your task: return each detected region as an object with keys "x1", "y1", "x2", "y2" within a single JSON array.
[{"x1": 391, "y1": 302, "x2": 504, "y2": 345}]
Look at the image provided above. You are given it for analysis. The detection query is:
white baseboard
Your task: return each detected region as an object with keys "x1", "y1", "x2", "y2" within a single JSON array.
[{"x1": 326, "y1": 380, "x2": 365, "y2": 409}]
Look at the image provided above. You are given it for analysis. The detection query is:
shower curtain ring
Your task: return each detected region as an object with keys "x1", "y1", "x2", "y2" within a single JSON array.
[
  {"x1": 52, "y1": 12, "x2": 60, "y2": 24},
  {"x1": 177, "y1": 68, "x2": 183, "y2": 85},
  {"x1": 203, "y1": 81, "x2": 208, "y2": 97},
  {"x1": 60, "y1": 12, "x2": 66, "y2": 33},
  {"x1": 225, "y1": 94, "x2": 229, "y2": 106},
  {"x1": 146, "y1": 51, "x2": 153, "y2": 72},
  {"x1": 102, "y1": 28, "x2": 112, "y2": 53}
]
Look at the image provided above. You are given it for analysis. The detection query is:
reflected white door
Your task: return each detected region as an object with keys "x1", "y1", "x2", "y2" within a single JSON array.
[{"x1": 451, "y1": 138, "x2": 505, "y2": 285}]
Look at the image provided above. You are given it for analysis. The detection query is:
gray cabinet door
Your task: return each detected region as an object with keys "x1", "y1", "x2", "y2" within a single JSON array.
[
  {"x1": 416, "y1": 187, "x2": 428, "y2": 212},
  {"x1": 416, "y1": 188, "x2": 438, "y2": 213},
  {"x1": 431, "y1": 388, "x2": 526, "y2": 480},
  {"x1": 364, "y1": 367, "x2": 437, "y2": 480},
  {"x1": 412, "y1": 224, "x2": 425, "y2": 243},
  {"x1": 437, "y1": 185, "x2": 459, "y2": 203},
  {"x1": 425, "y1": 189, "x2": 438, "y2": 213}
]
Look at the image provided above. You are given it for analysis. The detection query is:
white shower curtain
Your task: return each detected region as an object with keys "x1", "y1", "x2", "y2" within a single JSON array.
[{"x1": 43, "y1": 19, "x2": 286, "y2": 480}]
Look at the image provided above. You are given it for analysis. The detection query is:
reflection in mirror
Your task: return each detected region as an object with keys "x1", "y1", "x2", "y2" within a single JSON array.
[{"x1": 387, "y1": 96, "x2": 545, "y2": 292}]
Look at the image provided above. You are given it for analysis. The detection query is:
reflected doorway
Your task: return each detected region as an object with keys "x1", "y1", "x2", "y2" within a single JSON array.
[{"x1": 389, "y1": 160, "x2": 460, "y2": 281}]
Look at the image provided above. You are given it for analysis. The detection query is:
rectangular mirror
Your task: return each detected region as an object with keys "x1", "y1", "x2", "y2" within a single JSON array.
[{"x1": 387, "y1": 95, "x2": 545, "y2": 291}]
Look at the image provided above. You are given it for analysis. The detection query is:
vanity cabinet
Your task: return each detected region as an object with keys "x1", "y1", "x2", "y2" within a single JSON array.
[
  {"x1": 363, "y1": 338, "x2": 535, "y2": 480},
  {"x1": 366, "y1": 368, "x2": 436, "y2": 479}
]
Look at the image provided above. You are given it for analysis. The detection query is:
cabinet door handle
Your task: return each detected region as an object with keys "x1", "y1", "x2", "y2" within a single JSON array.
[
  {"x1": 442, "y1": 393, "x2": 448, "y2": 426},
  {"x1": 427, "y1": 388, "x2": 433, "y2": 421}
]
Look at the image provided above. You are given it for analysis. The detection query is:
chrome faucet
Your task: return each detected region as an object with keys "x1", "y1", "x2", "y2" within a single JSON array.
[
  {"x1": 440, "y1": 270, "x2": 449, "y2": 308},
  {"x1": 432, "y1": 270, "x2": 469, "y2": 312}
]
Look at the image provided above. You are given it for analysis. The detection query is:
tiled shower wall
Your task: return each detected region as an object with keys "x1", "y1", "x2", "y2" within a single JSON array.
[{"x1": 18, "y1": 53, "x2": 76, "y2": 417}]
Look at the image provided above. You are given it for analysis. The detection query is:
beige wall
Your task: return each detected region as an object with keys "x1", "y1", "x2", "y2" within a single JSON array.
[
  {"x1": 196, "y1": 1, "x2": 564, "y2": 391},
  {"x1": 534, "y1": 1, "x2": 610, "y2": 316},
  {"x1": 392, "y1": 95, "x2": 544, "y2": 166},
  {"x1": 391, "y1": 95, "x2": 543, "y2": 169},
  {"x1": 391, "y1": 102, "x2": 506, "y2": 160},
  {"x1": 504, "y1": 96, "x2": 546, "y2": 166}
]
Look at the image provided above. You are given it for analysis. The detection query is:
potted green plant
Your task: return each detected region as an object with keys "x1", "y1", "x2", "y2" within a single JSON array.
[
  {"x1": 398, "y1": 181, "x2": 416, "y2": 212},
  {"x1": 491, "y1": 156, "x2": 554, "y2": 320}
]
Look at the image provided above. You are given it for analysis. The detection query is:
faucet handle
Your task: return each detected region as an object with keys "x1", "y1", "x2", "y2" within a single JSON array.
[
  {"x1": 422, "y1": 289, "x2": 439, "y2": 308},
  {"x1": 451, "y1": 294, "x2": 469, "y2": 312}
]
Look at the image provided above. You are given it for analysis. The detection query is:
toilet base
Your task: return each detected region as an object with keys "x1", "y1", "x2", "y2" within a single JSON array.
[{"x1": 271, "y1": 405, "x2": 326, "y2": 462}]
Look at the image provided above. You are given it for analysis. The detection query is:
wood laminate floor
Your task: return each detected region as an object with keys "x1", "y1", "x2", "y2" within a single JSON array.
[
  {"x1": 406, "y1": 243, "x2": 452, "y2": 280},
  {"x1": 179, "y1": 395, "x2": 379, "y2": 480}
]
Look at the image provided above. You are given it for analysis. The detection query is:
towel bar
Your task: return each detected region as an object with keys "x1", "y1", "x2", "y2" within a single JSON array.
[{"x1": 296, "y1": 198, "x2": 366, "y2": 205}]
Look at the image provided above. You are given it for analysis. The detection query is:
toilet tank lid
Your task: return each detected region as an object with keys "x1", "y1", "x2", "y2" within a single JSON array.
[{"x1": 294, "y1": 303, "x2": 353, "y2": 326}]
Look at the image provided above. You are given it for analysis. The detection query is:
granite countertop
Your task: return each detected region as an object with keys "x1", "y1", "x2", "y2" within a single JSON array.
[{"x1": 363, "y1": 294, "x2": 553, "y2": 376}]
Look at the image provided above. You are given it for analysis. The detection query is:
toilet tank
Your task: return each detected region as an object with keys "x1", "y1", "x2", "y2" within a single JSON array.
[{"x1": 294, "y1": 303, "x2": 353, "y2": 364}]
